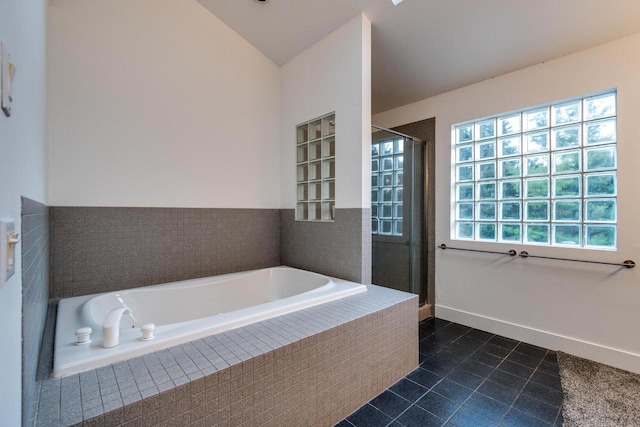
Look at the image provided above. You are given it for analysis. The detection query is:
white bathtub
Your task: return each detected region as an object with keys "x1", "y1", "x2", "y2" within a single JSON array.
[{"x1": 53, "y1": 266, "x2": 366, "y2": 378}]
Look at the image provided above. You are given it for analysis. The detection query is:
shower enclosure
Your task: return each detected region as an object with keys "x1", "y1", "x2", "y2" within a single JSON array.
[{"x1": 371, "y1": 125, "x2": 427, "y2": 303}]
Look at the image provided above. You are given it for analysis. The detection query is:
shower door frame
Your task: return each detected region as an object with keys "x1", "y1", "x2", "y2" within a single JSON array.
[{"x1": 371, "y1": 125, "x2": 426, "y2": 301}]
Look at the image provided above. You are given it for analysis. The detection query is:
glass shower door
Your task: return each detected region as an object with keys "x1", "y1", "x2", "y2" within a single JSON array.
[{"x1": 371, "y1": 127, "x2": 425, "y2": 300}]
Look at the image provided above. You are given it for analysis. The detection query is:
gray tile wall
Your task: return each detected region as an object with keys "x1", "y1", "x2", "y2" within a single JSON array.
[
  {"x1": 21, "y1": 197, "x2": 50, "y2": 427},
  {"x1": 372, "y1": 241, "x2": 411, "y2": 293},
  {"x1": 50, "y1": 208, "x2": 280, "y2": 298},
  {"x1": 280, "y1": 208, "x2": 371, "y2": 284}
]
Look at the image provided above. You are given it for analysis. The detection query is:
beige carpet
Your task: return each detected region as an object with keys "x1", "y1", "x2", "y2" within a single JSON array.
[{"x1": 558, "y1": 352, "x2": 640, "y2": 427}]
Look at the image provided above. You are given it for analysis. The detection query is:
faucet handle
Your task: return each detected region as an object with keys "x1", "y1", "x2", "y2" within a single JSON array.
[
  {"x1": 75, "y1": 327, "x2": 92, "y2": 345},
  {"x1": 141, "y1": 323, "x2": 155, "y2": 341}
]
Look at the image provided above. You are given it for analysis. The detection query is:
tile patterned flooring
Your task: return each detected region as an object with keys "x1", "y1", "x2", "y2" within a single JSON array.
[{"x1": 336, "y1": 318, "x2": 564, "y2": 427}]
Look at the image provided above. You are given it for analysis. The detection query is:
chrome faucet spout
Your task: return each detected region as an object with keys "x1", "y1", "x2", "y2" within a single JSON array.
[{"x1": 102, "y1": 307, "x2": 132, "y2": 348}]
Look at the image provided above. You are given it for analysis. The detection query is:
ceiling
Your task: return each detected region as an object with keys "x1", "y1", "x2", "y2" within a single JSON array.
[{"x1": 197, "y1": 0, "x2": 640, "y2": 114}]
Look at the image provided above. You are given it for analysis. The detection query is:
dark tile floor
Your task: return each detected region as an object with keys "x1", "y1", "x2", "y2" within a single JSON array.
[{"x1": 336, "y1": 318, "x2": 564, "y2": 427}]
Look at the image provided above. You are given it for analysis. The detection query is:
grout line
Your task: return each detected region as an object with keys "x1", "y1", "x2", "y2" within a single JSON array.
[
  {"x1": 385, "y1": 321, "x2": 482, "y2": 426},
  {"x1": 436, "y1": 327, "x2": 505, "y2": 426},
  {"x1": 384, "y1": 377, "x2": 445, "y2": 426},
  {"x1": 393, "y1": 320, "x2": 558, "y2": 427},
  {"x1": 369, "y1": 321, "x2": 456, "y2": 425},
  {"x1": 492, "y1": 343, "x2": 536, "y2": 426},
  {"x1": 492, "y1": 346, "x2": 557, "y2": 426},
  {"x1": 341, "y1": 318, "x2": 564, "y2": 427}
]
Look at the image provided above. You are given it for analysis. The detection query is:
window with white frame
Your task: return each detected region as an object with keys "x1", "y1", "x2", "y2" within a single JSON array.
[{"x1": 452, "y1": 91, "x2": 617, "y2": 248}]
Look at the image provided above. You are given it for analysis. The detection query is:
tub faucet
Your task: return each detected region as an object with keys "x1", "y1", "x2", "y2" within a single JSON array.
[{"x1": 102, "y1": 307, "x2": 133, "y2": 348}]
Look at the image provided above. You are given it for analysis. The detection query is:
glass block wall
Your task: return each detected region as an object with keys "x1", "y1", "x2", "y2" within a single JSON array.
[
  {"x1": 372, "y1": 138, "x2": 404, "y2": 235},
  {"x1": 296, "y1": 113, "x2": 336, "y2": 221},
  {"x1": 453, "y1": 91, "x2": 617, "y2": 248}
]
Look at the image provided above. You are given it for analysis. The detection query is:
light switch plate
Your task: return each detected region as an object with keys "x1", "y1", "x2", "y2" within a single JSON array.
[
  {"x1": 0, "y1": 41, "x2": 3, "y2": 99},
  {"x1": 1, "y1": 41, "x2": 4, "y2": 114},
  {"x1": 0, "y1": 219, "x2": 16, "y2": 287},
  {"x1": 1, "y1": 41, "x2": 13, "y2": 117}
]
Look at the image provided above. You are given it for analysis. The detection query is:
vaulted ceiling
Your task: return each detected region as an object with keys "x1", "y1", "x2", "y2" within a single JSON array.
[{"x1": 197, "y1": 0, "x2": 640, "y2": 114}]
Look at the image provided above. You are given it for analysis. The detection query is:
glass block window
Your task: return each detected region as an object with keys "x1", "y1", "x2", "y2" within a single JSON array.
[
  {"x1": 372, "y1": 138, "x2": 404, "y2": 235},
  {"x1": 453, "y1": 91, "x2": 617, "y2": 248},
  {"x1": 296, "y1": 113, "x2": 335, "y2": 221}
]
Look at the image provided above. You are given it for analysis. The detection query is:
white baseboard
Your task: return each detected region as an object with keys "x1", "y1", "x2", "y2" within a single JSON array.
[{"x1": 436, "y1": 305, "x2": 640, "y2": 375}]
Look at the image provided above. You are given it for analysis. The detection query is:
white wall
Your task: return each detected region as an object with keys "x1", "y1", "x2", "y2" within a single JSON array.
[
  {"x1": 374, "y1": 33, "x2": 640, "y2": 373},
  {"x1": 48, "y1": 0, "x2": 281, "y2": 208},
  {"x1": 280, "y1": 14, "x2": 371, "y2": 209},
  {"x1": 0, "y1": 0, "x2": 48, "y2": 423}
]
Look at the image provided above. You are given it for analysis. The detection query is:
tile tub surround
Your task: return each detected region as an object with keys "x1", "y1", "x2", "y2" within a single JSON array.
[
  {"x1": 280, "y1": 208, "x2": 372, "y2": 285},
  {"x1": 22, "y1": 197, "x2": 50, "y2": 427},
  {"x1": 35, "y1": 285, "x2": 418, "y2": 426},
  {"x1": 49, "y1": 207, "x2": 280, "y2": 298}
]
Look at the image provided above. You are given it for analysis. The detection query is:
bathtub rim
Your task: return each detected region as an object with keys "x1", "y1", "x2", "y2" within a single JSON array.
[
  {"x1": 53, "y1": 265, "x2": 367, "y2": 378},
  {"x1": 79, "y1": 266, "x2": 335, "y2": 328}
]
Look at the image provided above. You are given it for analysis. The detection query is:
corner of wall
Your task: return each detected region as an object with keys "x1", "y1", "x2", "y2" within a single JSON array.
[
  {"x1": 21, "y1": 197, "x2": 50, "y2": 427},
  {"x1": 0, "y1": 0, "x2": 49, "y2": 424},
  {"x1": 278, "y1": 13, "x2": 372, "y2": 283},
  {"x1": 377, "y1": 34, "x2": 640, "y2": 369}
]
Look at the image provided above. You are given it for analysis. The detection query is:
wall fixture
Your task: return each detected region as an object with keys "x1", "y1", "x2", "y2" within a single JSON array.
[
  {"x1": 0, "y1": 220, "x2": 18, "y2": 286},
  {"x1": 438, "y1": 243, "x2": 635, "y2": 268},
  {"x1": 1, "y1": 41, "x2": 16, "y2": 117}
]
